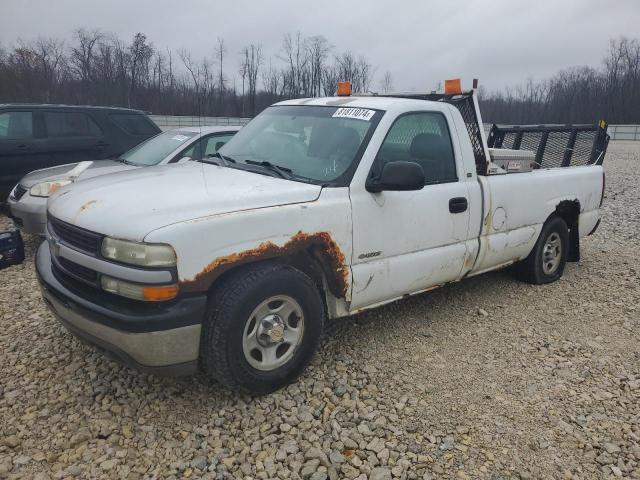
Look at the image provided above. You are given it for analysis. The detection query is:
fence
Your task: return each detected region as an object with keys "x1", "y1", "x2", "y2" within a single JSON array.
[
  {"x1": 149, "y1": 115, "x2": 251, "y2": 130},
  {"x1": 607, "y1": 125, "x2": 640, "y2": 141}
]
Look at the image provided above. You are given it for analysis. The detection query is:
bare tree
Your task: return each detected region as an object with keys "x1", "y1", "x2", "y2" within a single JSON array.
[
  {"x1": 215, "y1": 37, "x2": 226, "y2": 94},
  {"x1": 280, "y1": 32, "x2": 308, "y2": 97},
  {"x1": 306, "y1": 35, "x2": 331, "y2": 97},
  {"x1": 334, "y1": 52, "x2": 372, "y2": 92},
  {"x1": 215, "y1": 37, "x2": 226, "y2": 113},
  {"x1": 178, "y1": 47, "x2": 204, "y2": 115},
  {"x1": 128, "y1": 33, "x2": 153, "y2": 107},
  {"x1": 238, "y1": 48, "x2": 249, "y2": 116},
  {"x1": 261, "y1": 60, "x2": 281, "y2": 102},
  {"x1": 321, "y1": 64, "x2": 339, "y2": 96},
  {"x1": 243, "y1": 44, "x2": 262, "y2": 115},
  {"x1": 379, "y1": 71, "x2": 393, "y2": 93},
  {"x1": 70, "y1": 28, "x2": 102, "y2": 99}
]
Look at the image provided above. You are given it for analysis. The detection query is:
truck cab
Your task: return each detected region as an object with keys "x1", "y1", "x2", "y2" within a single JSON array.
[{"x1": 36, "y1": 83, "x2": 608, "y2": 394}]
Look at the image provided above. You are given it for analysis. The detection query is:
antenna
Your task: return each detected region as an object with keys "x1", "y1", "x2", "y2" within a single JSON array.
[
  {"x1": 197, "y1": 76, "x2": 205, "y2": 186},
  {"x1": 197, "y1": 82, "x2": 202, "y2": 149}
]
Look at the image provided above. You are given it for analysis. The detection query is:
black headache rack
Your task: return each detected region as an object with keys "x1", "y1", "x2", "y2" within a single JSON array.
[
  {"x1": 367, "y1": 91, "x2": 489, "y2": 174},
  {"x1": 487, "y1": 122, "x2": 610, "y2": 169},
  {"x1": 362, "y1": 90, "x2": 609, "y2": 174}
]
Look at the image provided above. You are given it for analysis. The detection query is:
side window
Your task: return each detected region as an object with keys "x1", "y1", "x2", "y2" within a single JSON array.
[
  {"x1": 0, "y1": 111, "x2": 33, "y2": 139},
  {"x1": 44, "y1": 112, "x2": 102, "y2": 137},
  {"x1": 203, "y1": 134, "x2": 235, "y2": 157},
  {"x1": 179, "y1": 139, "x2": 203, "y2": 160},
  {"x1": 376, "y1": 112, "x2": 457, "y2": 184},
  {"x1": 109, "y1": 114, "x2": 158, "y2": 135}
]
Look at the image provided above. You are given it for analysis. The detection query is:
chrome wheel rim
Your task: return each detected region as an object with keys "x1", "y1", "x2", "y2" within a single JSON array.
[
  {"x1": 242, "y1": 295, "x2": 304, "y2": 371},
  {"x1": 542, "y1": 232, "x2": 562, "y2": 275}
]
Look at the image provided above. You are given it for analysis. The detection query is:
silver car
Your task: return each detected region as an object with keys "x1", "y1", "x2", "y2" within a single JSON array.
[{"x1": 7, "y1": 126, "x2": 240, "y2": 235}]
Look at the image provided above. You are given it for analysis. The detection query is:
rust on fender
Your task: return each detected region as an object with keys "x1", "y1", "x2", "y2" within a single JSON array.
[{"x1": 179, "y1": 231, "x2": 349, "y2": 298}]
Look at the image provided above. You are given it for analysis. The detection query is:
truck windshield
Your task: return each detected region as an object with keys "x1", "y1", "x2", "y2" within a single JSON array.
[
  {"x1": 119, "y1": 130, "x2": 197, "y2": 166},
  {"x1": 218, "y1": 105, "x2": 382, "y2": 184}
]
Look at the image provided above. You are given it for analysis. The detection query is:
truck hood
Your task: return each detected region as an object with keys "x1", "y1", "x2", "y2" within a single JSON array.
[
  {"x1": 48, "y1": 162, "x2": 322, "y2": 241},
  {"x1": 20, "y1": 160, "x2": 137, "y2": 188}
]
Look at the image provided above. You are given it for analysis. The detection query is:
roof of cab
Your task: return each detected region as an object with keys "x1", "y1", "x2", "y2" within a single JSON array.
[
  {"x1": 274, "y1": 95, "x2": 434, "y2": 110},
  {"x1": 0, "y1": 103, "x2": 148, "y2": 114}
]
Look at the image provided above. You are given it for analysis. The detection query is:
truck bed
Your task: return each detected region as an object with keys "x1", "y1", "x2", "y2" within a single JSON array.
[{"x1": 468, "y1": 164, "x2": 604, "y2": 276}]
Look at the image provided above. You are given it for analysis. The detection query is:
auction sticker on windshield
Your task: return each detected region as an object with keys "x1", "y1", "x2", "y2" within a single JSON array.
[
  {"x1": 171, "y1": 135, "x2": 189, "y2": 142},
  {"x1": 332, "y1": 108, "x2": 376, "y2": 121}
]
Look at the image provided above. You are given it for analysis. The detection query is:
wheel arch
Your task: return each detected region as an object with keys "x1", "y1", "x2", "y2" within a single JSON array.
[{"x1": 179, "y1": 231, "x2": 350, "y2": 316}]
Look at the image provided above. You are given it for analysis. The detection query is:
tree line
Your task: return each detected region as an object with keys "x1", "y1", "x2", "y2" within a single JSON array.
[
  {"x1": 0, "y1": 29, "x2": 638, "y2": 125},
  {"x1": 479, "y1": 37, "x2": 640, "y2": 124},
  {"x1": 0, "y1": 29, "x2": 379, "y2": 117}
]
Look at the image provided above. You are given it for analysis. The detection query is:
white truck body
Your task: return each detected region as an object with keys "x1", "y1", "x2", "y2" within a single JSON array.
[{"x1": 37, "y1": 90, "x2": 607, "y2": 392}]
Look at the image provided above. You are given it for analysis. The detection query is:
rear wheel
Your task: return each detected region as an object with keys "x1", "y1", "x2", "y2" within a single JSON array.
[
  {"x1": 200, "y1": 263, "x2": 324, "y2": 395},
  {"x1": 515, "y1": 216, "x2": 569, "y2": 284}
]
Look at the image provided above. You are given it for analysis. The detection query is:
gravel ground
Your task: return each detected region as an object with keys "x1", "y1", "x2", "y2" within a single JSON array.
[{"x1": 1, "y1": 141, "x2": 639, "y2": 480}]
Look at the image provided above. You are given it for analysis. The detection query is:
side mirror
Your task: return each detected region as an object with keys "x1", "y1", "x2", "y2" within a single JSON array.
[
  {"x1": 366, "y1": 161, "x2": 425, "y2": 193},
  {"x1": 177, "y1": 156, "x2": 192, "y2": 163}
]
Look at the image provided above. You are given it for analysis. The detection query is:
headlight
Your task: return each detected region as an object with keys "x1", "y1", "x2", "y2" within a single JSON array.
[
  {"x1": 101, "y1": 237, "x2": 176, "y2": 267},
  {"x1": 29, "y1": 180, "x2": 72, "y2": 197},
  {"x1": 101, "y1": 275, "x2": 178, "y2": 301}
]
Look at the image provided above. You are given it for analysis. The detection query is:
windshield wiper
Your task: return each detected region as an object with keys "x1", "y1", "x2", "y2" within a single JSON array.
[
  {"x1": 115, "y1": 157, "x2": 134, "y2": 165},
  {"x1": 244, "y1": 160, "x2": 293, "y2": 179},
  {"x1": 201, "y1": 151, "x2": 236, "y2": 166}
]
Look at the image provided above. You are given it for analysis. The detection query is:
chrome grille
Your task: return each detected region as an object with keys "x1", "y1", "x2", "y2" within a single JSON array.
[
  {"x1": 48, "y1": 216, "x2": 102, "y2": 255},
  {"x1": 57, "y1": 256, "x2": 98, "y2": 283},
  {"x1": 11, "y1": 184, "x2": 27, "y2": 201}
]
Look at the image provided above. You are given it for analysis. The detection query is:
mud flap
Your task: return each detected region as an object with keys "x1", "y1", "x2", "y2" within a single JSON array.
[{"x1": 568, "y1": 225, "x2": 580, "y2": 262}]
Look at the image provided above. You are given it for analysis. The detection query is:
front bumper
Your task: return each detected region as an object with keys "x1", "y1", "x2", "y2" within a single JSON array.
[
  {"x1": 8, "y1": 194, "x2": 47, "y2": 236},
  {"x1": 36, "y1": 242, "x2": 206, "y2": 375}
]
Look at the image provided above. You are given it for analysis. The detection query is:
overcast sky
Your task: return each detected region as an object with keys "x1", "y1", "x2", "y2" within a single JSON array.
[{"x1": 1, "y1": 0, "x2": 638, "y2": 93}]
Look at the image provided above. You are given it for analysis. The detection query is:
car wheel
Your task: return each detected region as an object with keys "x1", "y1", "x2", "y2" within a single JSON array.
[
  {"x1": 515, "y1": 216, "x2": 569, "y2": 284},
  {"x1": 200, "y1": 262, "x2": 324, "y2": 395}
]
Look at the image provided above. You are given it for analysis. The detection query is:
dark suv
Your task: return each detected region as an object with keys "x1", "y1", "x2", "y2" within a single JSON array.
[{"x1": 0, "y1": 104, "x2": 160, "y2": 202}]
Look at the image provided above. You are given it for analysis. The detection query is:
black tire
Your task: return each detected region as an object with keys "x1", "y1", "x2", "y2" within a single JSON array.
[
  {"x1": 201, "y1": 262, "x2": 324, "y2": 395},
  {"x1": 515, "y1": 216, "x2": 569, "y2": 284}
]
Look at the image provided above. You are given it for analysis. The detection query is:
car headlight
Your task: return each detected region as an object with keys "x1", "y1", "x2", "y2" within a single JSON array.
[
  {"x1": 30, "y1": 180, "x2": 72, "y2": 197},
  {"x1": 101, "y1": 237, "x2": 177, "y2": 267}
]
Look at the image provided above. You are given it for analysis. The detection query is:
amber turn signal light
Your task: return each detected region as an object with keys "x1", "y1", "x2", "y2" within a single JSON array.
[
  {"x1": 337, "y1": 81, "x2": 352, "y2": 96},
  {"x1": 142, "y1": 285, "x2": 179, "y2": 301},
  {"x1": 444, "y1": 78, "x2": 462, "y2": 95}
]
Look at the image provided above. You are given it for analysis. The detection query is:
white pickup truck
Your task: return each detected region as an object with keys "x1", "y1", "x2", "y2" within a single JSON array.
[{"x1": 36, "y1": 83, "x2": 609, "y2": 394}]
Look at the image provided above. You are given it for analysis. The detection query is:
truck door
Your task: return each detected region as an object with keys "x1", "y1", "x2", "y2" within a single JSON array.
[{"x1": 349, "y1": 110, "x2": 471, "y2": 310}]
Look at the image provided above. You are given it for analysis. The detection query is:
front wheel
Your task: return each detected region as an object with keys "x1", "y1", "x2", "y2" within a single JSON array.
[
  {"x1": 200, "y1": 263, "x2": 324, "y2": 395},
  {"x1": 515, "y1": 216, "x2": 569, "y2": 284}
]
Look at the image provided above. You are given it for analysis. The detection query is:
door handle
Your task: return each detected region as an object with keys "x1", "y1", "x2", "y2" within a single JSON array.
[
  {"x1": 95, "y1": 141, "x2": 108, "y2": 148},
  {"x1": 449, "y1": 197, "x2": 468, "y2": 214},
  {"x1": 16, "y1": 144, "x2": 31, "y2": 150}
]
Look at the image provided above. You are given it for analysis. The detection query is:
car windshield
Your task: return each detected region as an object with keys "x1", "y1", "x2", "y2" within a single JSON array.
[
  {"x1": 119, "y1": 130, "x2": 197, "y2": 166},
  {"x1": 218, "y1": 105, "x2": 382, "y2": 184}
]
